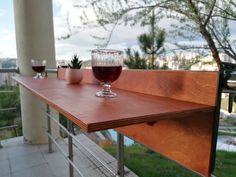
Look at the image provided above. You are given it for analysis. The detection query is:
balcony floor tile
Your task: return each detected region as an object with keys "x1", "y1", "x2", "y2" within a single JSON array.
[
  {"x1": 11, "y1": 163, "x2": 55, "y2": 177},
  {"x1": 0, "y1": 135, "x2": 138, "y2": 177},
  {"x1": 0, "y1": 159, "x2": 10, "y2": 177}
]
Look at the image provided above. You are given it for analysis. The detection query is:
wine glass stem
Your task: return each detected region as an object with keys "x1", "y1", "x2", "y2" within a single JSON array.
[
  {"x1": 37, "y1": 73, "x2": 41, "y2": 78},
  {"x1": 103, "y1": 82, "x2": 111, "y2": 93}
]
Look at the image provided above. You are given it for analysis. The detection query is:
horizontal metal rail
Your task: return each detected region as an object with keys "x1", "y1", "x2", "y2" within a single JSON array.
[
  {"x1": 46, "y1": 68, "x2": 57, "y2": 73},
  {"x1": 0, "y1": 68, "x2": 58, "y2": 74},
  {"x1": 218, "y1": 130, "x2": 236, "y2": 134},
  {"x1": 219, "y1": 126, "x2": 236, "y2": 130},
  {"x1": 0, "y1": 90, "x2": 16, "y2": 93},
  {"x1": 0, "y1": 107, "x2": 16, "y2": 111},
  {"x1": 0, "y1": 68, "x2": 18, "y2": 73},
  {"x1": 0, "y1": 125, "x2": 17, "y2": 130},
  {"x1": 46, "y1": 132, "x2": 85, "y2": 177},
  {"x1": 46, "y1": 112, "x2": 117, "y2": 176}
]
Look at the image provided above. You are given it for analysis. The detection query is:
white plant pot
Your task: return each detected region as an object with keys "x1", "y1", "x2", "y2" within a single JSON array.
[{"x1": 65, "y1": 68, "x2": 83, "y2": 84}]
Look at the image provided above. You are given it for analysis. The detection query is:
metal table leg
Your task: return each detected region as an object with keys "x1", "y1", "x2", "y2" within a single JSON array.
[
  {"x1": 47, "y1": 104, "x2": 53, "y2": 153},
  {"x1": 117, "y1": 133, "x2": 124, "y2": 177},
  {"x1": 68, "y1": 120, "x2": 74, "y2": 177}
]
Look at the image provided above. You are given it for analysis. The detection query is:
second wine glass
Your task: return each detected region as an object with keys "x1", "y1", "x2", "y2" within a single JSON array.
[
  {"x1": 31, "y1": 59, "x2": 46, "y2": 79},
  {"x1": 91, "y1": 49, "x2": 123, "y2": 98}
]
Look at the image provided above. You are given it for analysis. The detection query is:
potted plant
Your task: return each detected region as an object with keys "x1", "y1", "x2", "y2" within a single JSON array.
[{"x1": 65, "y1": 54, "x2": 83, "y2": 84}]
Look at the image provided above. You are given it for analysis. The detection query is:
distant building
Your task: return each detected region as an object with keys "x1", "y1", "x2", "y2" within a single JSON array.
[
  {"x1": 190, "y1": 53, "x2": 234, "y2": 71},
  {"x1": 56, "y1": 59, "x2": 68, "y2": 67},
  {"x1": 0, "y1": 58, "x2": 17, "y2": 87},
  {"x1": 155, "y1": 52, "x2": 234, "y2": 71}
]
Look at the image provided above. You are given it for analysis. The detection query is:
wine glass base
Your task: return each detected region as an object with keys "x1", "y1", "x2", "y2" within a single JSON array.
[
  {"x1": 33, "y1": 75, "x2": 44, "y2": 79},
  {"x1": 95, "y1": 90, "x2": 117, "y2": 98}
]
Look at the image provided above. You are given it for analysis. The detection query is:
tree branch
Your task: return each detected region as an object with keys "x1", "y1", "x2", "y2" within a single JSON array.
[{"x1": 203, "y1": 0, "x2": 216, "y2": 27}]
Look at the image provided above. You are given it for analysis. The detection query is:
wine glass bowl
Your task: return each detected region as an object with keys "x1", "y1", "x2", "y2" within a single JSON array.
[
  {"x1": 91, "y1": 49, "x2": 123, "y2": 97},
  {"x1": 31, "y1": 59, "x2": 46, "y2": 79}
]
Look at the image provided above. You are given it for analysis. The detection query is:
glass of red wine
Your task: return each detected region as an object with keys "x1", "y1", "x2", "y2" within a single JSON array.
[
  {"x1": 31, "y1": 59, "x2": 46, "y2": 79},
  {"x1": 91, "y1": 49, "x2": 123, "y2": 97}
]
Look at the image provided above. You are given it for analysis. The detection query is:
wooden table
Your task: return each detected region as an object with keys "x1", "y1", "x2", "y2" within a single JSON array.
[
  {"x1": 13, "y1": 70, "x2": 218, "y2": 177},
  {"x1": 13, "y1": 75, "x2": 213, "y2": 131}
]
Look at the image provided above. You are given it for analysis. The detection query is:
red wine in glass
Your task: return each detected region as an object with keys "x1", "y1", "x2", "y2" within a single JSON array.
[
  {"x1": 32, "y1": 66, "x2": 46, "y2": 73},
  {"x1": 91, "y1": 49, "x2": 123, "y2": 98},
  {"x1": 92, "y1": 66, "x2": 122, "y2": 83},
  {"x1": 31, "y1": 59, "x2": 46, "y2": 79}
]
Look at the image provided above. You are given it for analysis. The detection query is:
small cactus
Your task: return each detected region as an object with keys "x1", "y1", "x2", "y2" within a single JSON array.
[{"x1": 68, "y1": 54, "x2": 82, "y2": 69}]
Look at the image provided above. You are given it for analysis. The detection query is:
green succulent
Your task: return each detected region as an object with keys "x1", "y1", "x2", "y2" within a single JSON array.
[{"x1": 68, "y1": 54, "x2": 82, "y2": 69}]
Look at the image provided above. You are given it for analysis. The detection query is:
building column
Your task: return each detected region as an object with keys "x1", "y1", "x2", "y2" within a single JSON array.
[{"x1": 13, "y1": 0, "x2": 58, "y2": 144}]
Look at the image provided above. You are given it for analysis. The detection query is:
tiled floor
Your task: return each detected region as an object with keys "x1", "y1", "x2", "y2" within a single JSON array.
[{"x1": 0, "y1": 135, "x2": 138, "y2": 177}]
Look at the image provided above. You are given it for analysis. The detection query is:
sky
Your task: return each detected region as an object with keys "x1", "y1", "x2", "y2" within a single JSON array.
[
  {"x1": 0, "y1": 0, "x2": 16, "y2": 58},
  {"x1": 0, "y1": 0, "x2": 145, "y2": 60},
  {"x1": 0, "y1": 0, "x2": 236, "y2": 60}
]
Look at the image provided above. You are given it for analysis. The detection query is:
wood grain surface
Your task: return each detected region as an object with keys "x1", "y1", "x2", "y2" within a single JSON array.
[
  {"x1": 13, "y1": 75, "x2": 213, "y2": 133},
  {"x1": 83, "y1": 69, "x2": 218, "y2": 106},
  {"x1": 115, "y1": 111, "x2": 214, "y2": 177}
]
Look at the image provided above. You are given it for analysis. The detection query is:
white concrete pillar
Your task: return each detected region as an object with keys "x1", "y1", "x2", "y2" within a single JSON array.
[{"x1": 13, "y1": 0, "x2": 59, "y2": 144}]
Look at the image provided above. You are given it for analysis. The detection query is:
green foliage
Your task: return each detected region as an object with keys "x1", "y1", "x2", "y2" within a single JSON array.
[
  {"x1": 138, "y1": 10, "x2": 165, "y2": 68},
  {"x1": 104, "y1": 144, "x2": 236, "y2": 177},
  {"x1": 124, "y1": 48, "x2": 148, "y2": 69},
  {"x1": 138, "y1": 30, "x2": 165, "y2": 55},
  {"x1": 138, "y1": 30, "x2": 165, "y2": 69},
  {"x1": 0, "y1": 83, "x2": 21, "y2": 126},
  {"x1": 214, "y1": 151, "x2": 236, "y2": 177},
  {"x1": 0, "y1": 78, "x2": 21, "y2": 140},
  {"x1": 104, "y1": 144, "x2": 197, "y2": 177},
  {"x1": 68, "y1": 54, "x2": 82, "y2": 69},
  {"x1": 124, "y1": 10, "x2": 166, "y2": 70},
  {"x1": 59, "y1": 114, "x2": 67, "y2": 128},
  {"x1": 160, "y1": 63, "x2": 169, "y2": 70},
  {"x1": 178, "y1": 56, "x2": 201, "y2": 70}
]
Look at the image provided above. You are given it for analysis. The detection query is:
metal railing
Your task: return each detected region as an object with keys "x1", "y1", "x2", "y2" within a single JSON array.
[
  {"x1": 45, "y1": 104, "x2": 125, "y2": 177},
  {"x1": 0, "y1": 68, "x2": 19, "y2": 148},
  {"x1": 0, "y1": 68, "x2": 18, "y2": 73}
]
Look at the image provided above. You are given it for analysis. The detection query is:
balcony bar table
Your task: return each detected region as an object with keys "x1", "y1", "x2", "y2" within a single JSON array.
[{"x1": 13, "y1": 74, "x2": 216, "y2": 177}]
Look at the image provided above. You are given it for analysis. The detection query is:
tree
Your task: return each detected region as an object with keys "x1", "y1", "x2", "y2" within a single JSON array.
[
  {"x1": 124, "y1": 48, "x2": 148, "y2": 69},
  {"x1": 139, "y1": 30, "x2": 165, "y2": 68},
  {"x1": 138, "y1": 9, "x2": 165, "y2": 69},
  {"x1": 76, "y1": 0, "x2": 236, "y2": 67},
  {"x1": 0, "y1": 81, "x2": 20, "y2": 126}
]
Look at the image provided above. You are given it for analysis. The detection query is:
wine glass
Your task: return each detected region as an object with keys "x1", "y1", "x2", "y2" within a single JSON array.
[
  {"x1": 91, "y1": 49, "x2": 123, "y2": 97},
  {"x1": 31, "y1": 59, "x2": 46, "y2": 79}
]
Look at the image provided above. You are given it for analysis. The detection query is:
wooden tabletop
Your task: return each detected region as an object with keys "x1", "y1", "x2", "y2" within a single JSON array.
[{"x1": 13, "y1": 75, "x2": 214, "y2": 132}]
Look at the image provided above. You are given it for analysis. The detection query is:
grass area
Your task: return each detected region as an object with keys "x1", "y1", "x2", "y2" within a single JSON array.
[
  {"x1": 0, "y1": 117, "x2": 22, "y2": 140},
  {"x1": 104, "y1": 144, "x2": 236, "y2": 177},
  {"x1": 0, "y1": 129, "x2": 15, "y2": 140},
  {"x1": 214, "y1": 151, "x2": 236, "y2": 177}
]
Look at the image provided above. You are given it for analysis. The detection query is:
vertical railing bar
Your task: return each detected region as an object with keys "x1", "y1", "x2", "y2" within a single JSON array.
[
  {"x1": 46, "y1": 132, "x2": 85, "y2": 177},
  {"x1": 45, "y1": 112, "x2": 117, "y2": 176},
  {"x1": 117, "y1": 133, "x2": 124, "y2": 177},
  {"x1": 46, "y1": 104, "x2": 53, "y2": 153},
  {"x1": 68, "y1": 120, "x2": 74, "y2": 177}
]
